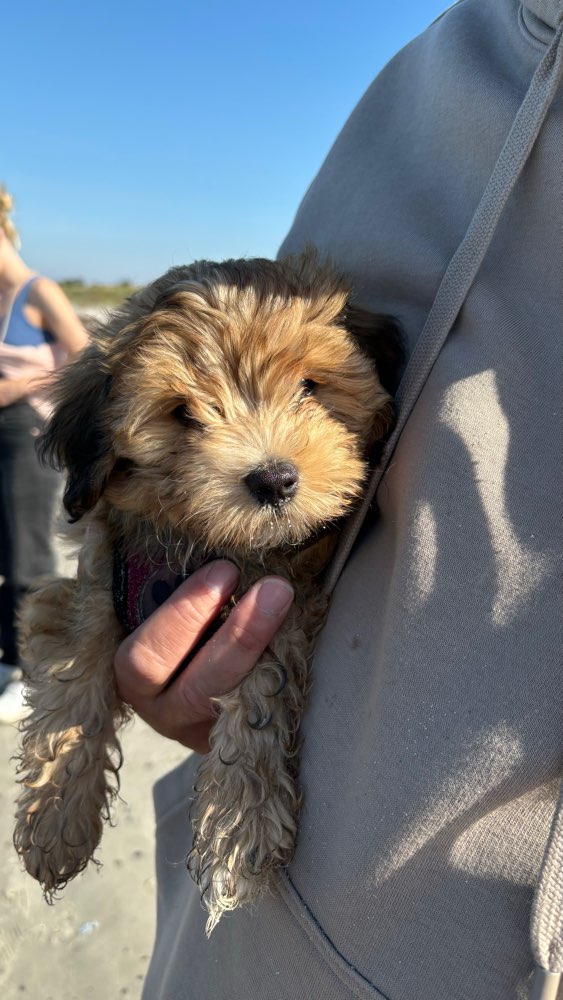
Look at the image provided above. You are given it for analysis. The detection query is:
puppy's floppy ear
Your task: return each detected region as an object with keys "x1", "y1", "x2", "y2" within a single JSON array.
[
  {"x1": 39, "y1": 346, "x2": 114, "y2": 522},
  {"x1": 342, "y1": 304, "x2": 405, "y2": 396}
]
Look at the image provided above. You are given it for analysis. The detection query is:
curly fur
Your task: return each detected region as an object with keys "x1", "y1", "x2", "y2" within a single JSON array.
[{"x1": 13, "y1": 251, "x2": 400, "y2": 933}]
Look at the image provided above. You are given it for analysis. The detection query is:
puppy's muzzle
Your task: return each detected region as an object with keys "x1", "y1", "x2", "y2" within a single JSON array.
[{"x1": 244, "y1": 461, "x2": 299, "y2": 508}]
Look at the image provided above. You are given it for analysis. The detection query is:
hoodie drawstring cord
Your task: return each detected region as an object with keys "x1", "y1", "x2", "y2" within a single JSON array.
[
  {"x1": 324, "y1": 19, "x2": 563, "y2": 599},
  {"x1": 530, "y1": 775, "x2": 563, "y2": 997}
]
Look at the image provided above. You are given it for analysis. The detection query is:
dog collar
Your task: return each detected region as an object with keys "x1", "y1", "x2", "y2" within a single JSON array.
[
  {"x1": 112, "y1": 519, "x2": 340, "y2": 634},
  {"x1": 112, "y1": 549, "x2": 191, "y2": 634}
]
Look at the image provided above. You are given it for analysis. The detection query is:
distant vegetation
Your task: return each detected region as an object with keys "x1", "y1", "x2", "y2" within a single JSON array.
[{"x1": 60, "y1": 279, "x2": 139, "y2": 308}]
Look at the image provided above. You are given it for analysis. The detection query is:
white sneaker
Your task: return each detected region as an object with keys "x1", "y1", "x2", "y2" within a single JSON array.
[
  {"x1": 0, "y1": 663, "x2": 22, "y2": 692},
  {"x1": 0, "y1": 680, "x2": 31, "y2": 725}
]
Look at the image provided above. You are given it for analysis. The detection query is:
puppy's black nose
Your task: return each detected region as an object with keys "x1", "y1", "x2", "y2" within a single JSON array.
[{"x1": 244, "y1": 462, "x2": 299, "y2": 507}]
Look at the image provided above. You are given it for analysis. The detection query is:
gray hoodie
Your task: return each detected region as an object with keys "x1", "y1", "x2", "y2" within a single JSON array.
[{"x1": 142, "y1": 2, "x2": 563, "y2": 997}]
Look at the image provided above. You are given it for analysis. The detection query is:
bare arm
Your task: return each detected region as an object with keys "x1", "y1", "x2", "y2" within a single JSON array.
[
  {"x1": 29, "y1": 276, "x2": 89, "y2": 355},
  {"x1": 0, "y1": 375, "x2": 42, "y2": 407},
  {"x1": 114, "y1": 560, "x2": 294, "y2": 754},
  {"x1": 0, "y1": 278, "x2": 90, "y2": 407}
]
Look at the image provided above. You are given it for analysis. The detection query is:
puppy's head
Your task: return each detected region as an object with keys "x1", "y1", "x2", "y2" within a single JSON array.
[{"x1": 42, "y1": 252, "x2": 401, "y2": 553}]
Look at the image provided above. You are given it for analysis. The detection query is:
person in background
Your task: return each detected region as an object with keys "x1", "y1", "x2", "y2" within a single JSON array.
[{"x1": 0, "y1": 186, "x2": 88, "y2": 724}]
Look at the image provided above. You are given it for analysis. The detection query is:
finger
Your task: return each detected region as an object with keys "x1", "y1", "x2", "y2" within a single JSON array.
[
  {"x1": 137, "y1": 576, "x2": 294, "y2": 750},
  {"x1": 175, "y1": 576, "x2": 295, "y2": 719},
  {"x1": 115, "y1": 559, "x2": 240, "y2": 701}
]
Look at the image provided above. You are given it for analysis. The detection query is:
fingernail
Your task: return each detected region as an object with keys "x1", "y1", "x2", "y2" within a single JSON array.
[
  {"x1": 256, "y1": 578, "x2": 294, "y2": 615},
  {"x1": 205, "y1": 561, "x2": 239, "y2": 594}
]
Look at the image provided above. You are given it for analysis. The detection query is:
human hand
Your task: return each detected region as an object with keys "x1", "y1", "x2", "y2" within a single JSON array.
[
  {"x1": 0, "y1": 376, "x2": 35, "y2": 408},
  {"x1": 114, "y1": 560, "x2": 294, "y2": 753}
]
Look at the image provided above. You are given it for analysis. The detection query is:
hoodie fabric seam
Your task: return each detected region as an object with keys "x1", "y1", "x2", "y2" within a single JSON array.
[
  {"x1": 519, "y1": 4, "x2": 554, "y2": 49},
  {"x1": 276, "y1": 871, "x2": 394, "y2": 1000}
]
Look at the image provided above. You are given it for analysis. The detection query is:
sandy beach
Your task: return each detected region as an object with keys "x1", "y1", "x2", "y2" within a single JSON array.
[
  {"x1": 0, "y1": 713, "x2": 188, "y2": 1000},
  {"x1": 0, "y1": 524, "x2": 189, "y2": 1000}
]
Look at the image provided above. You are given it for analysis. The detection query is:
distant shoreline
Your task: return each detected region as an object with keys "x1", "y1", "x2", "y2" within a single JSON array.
[{"x1": 61, "y1": 280, "x2": 138, "y2": 310}]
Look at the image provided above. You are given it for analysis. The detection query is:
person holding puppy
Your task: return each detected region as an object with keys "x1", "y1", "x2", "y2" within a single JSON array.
[
  {"x1": 0, "y1": 187, "x2": 88, "y2": 723},
  {"x1": 117, "y1": 1, "x2": 563, "y2": 998}
]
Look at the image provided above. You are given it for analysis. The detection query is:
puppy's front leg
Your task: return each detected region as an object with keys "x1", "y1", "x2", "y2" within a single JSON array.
[
  {"x1": 14, "y1": 535, "x2": 128, "y2": 896},
  {"x1": 189, "y1": 613, "x2": 308, "y2": 933}
]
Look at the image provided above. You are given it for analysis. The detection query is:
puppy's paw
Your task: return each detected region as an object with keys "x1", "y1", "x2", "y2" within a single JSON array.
[
  {"x1": 189, "y1": 750, "x2": 300, "y2": 932},
  {"x1": 14, "y1": 704, "x2": 124, "y2": 896},
  {"x1": 14, "y1": 803, "x2": 102, "y2": 899}
]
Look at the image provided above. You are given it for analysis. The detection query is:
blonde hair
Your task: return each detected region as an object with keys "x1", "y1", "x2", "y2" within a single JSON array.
[{"x1": 0, "y1": 186, "x2": 20, "y2": 248}]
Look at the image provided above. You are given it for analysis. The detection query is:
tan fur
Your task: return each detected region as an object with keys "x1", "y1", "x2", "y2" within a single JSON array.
[{"x1": 13, "y1": 251, "x2": 398, "y2": 933}]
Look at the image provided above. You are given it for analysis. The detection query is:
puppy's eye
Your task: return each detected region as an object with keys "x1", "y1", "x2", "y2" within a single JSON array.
[
  {"x1": 171, "y1": 403, "x2": 198, "y2": 427},
  {"x1": 300, "y1": 378, "x2": 317, "y2": 397}
]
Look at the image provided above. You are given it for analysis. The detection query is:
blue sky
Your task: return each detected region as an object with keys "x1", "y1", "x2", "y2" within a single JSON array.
[{"x1": 4, "y1": 1, "x2": 448, "y2": 284}]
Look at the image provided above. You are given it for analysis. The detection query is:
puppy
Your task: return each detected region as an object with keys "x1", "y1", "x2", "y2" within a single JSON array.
[{"x1": 14, "y1": 251, "x2": 401, "y2": 933}]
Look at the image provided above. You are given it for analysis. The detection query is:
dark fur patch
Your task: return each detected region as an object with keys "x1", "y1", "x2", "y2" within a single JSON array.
[
  {"x1": 343, "y1": 305, "x2": 405, "y2": 394},
  {"x1": 38, "y1": 357, "x2": 114, "y2": 521}
]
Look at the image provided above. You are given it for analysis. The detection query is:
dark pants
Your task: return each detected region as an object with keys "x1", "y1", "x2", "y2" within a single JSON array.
[{"x1": 0, "y1": 402, "x2": 60, "y2": 667}]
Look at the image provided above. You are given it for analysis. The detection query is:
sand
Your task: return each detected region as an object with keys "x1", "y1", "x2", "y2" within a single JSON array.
[
  {"x1": 0, "y1": 697, "x2": 188, "y2": 999},
  {"x1": 0, "y1": 500, "x2": 192, "y2": 999}
]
